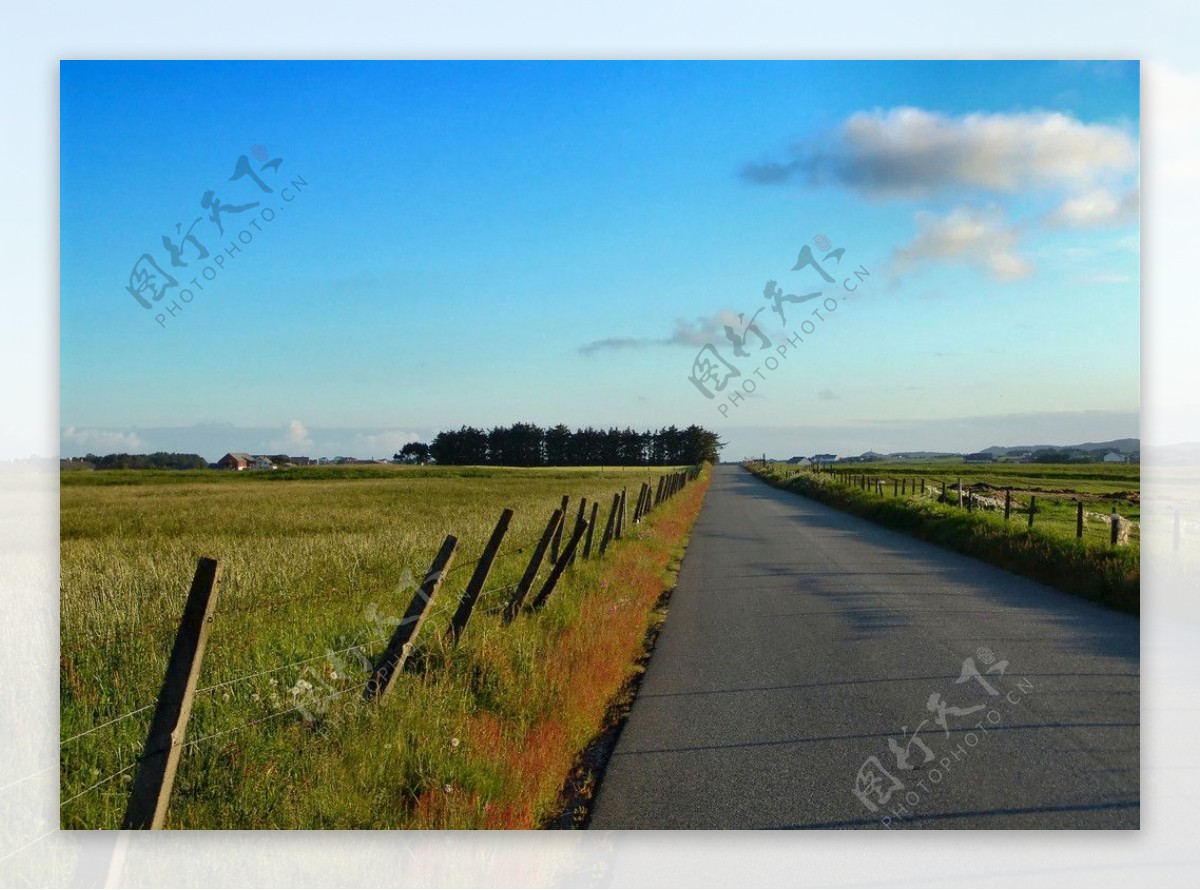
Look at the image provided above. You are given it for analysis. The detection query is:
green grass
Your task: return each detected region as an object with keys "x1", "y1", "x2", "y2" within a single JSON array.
[
  {"x1": 749, "y1": 463, "x2": 1139, "y2": 615},
  {"x1": 60, "y1": 464, "x2": 707, "y2": 828},
  {"x1": 772, "y1": 461, "x2": 1140, "y2": 545}
]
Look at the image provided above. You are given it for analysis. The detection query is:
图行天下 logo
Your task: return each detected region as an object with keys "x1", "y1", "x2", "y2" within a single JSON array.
[
  {"x1": 123, "y1": 146, "x2": 308, "y2": 329},
  {"x1": 688, "y1": 235, "x2": 871, "y2": 414}
]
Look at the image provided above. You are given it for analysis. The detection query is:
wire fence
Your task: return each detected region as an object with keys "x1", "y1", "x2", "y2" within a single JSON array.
[{"x1": 59, "y1": 467, "x2": 704, "y2": 825}]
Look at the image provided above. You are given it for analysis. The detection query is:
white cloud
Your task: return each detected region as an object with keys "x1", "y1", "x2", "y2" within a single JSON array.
[
  {"x1": 892, "y1": 207, "x2": 1033, "y2": 282},
  {"x1": 744, "y1": 107, "x2": 1137, "y2": 199},
  {"x1": 1046, "y1": 187, "x2": 1139, "y2": 228},
  {"x1": 266, "y1": 419, "x2": 314, "y2": 454},
  {"x1": 61, "y1": 426, "x2": 143, "y2": 454}
]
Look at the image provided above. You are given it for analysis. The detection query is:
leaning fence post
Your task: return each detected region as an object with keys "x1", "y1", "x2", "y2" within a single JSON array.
[
  {"x1": 568, "y1": 498, "x2": 588, "y2": 566},
  {"x1": 550, "y1": 495, "x2": 569, "y2": 563},
  {"x1": 599, "y1": 492, "x2": 620, "y2": 555},
  {"x1": 582, "y1": 501, "x2": 599, "y2": 559},
  {"x1": 505, "y1": 509, "x2": 563, "y2": 620},
  {"x1": 365, "y1": 535, "x2": 457, "y2": 700},
  {"x1": 616, "y1": 488, "x2": 627, "y2": 539},
  {"x1": 1004, "y1": 488, "x2": 1011, "y2": 521},
  {"x1": 1028, "y1": 495, "x2": 1036, "y2": 529},
  {"x1": 447, "y1": 509, "x2": 512, "y2": 644},
  {"x1": 121, "y1": 556, "x2": 221, "y2": 830},
  {"x1": 529, "y1": 515, "x2": 589, "y2": 611}
]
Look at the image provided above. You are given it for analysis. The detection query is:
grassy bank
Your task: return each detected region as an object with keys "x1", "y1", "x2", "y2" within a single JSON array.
[
  {"x1": 60, "y1": 465, "x2": 710, "y2": 828},
  {"x1": 747, "y1": 464, "x2": 1138, "y2": 614}
]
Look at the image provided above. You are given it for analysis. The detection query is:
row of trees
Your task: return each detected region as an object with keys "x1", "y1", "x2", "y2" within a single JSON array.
[
  {"x1": 397, "y1": 424, "x2": 722, "y2": 467},
  {"x1": 64, "y1": 452, "x2": 209, "y2": 470}
]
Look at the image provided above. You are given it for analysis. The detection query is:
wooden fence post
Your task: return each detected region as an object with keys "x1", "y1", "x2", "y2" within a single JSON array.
[
  {"x1": 616, "y1": 488, "x2": 627, "y2": 539},
  {"x1": 568, "y1": 498, "x2": 587, "y2": 566},
  {"x1": 1028, "y1": 495, "x2": 1036, "y2": 529},
  {"x1": 957, "y1": 478, "x2": 963, "y2": 508},
  {"x1": 1110, "y1": 506, "x2": 1121, "y2": 546},
  {"x1": 530, "y1": 516, "x2": 590, "y2": 611},
  {"x1": 448, "y1": 509, "x2": 512, "y2": 644},
  {"x1": 654, "y1": 475, "x2": 665, "y2": 507},
  {"x1": 893, "y1": 479, "x2": 898, "y2": 498},
  {"x1": 902, "y1": 478, "x2": 907, "y2": 496},
  {"x1": 921, "y1": 478, "x2": 926, "y2": 495},
  {"x1": 636, "y1": 482, "x2": 650, "y2": 523},
  {"x1": 583, "y1": 501, "x2": 599, "y2": 559},
  {"x1": 599, "y1": 493, "x2": 620, "y2": 555},
  {"x1": 365, "y1": 535, "x2": 457, "y2": 700},
  {"x1": 1004, "y1": 488, "x2": 1011, "y2": 521},
  {"x1": 121, "y1": 556, "x2": 221, "y2": 830},
  {"x1": 505, "y1": 508, "x2": 563, "y2": 620},
  {"x1": 550, "y1": 495, "x2": 569, "y2": 563},
  {"x1": 967, "y1": 491, "x2": 974, "y2": 512},
  {"x1": 1076, "y1": 501, "x2": 1085, "y2": 539}
]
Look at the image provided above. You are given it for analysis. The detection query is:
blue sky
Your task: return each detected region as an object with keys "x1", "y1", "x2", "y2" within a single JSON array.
[{"x1": 60, "y1": 60, "x2": 1140, "y2": 461}]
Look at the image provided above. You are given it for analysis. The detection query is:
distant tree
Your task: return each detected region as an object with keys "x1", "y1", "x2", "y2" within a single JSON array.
[
  {"x1": 396, "y1": 441, "x2": 432, "y2": 464},
  {"x1": 86, "y1": 451, "x2": 208, "y2": 470},
  {"x1": 544, "y1": 424, "x2": 572, "y2": 466},
  {"x1": 1033, "y1": 449, "x2": 1073, "y2": 464},
  {"x1": 424, "y1": 422, "x2": 722, "y2": 466}
]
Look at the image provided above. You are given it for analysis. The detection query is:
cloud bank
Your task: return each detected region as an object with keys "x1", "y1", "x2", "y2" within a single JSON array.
[{"x1": 742, "y1": 107, "x2": 1137, "y2": 200}]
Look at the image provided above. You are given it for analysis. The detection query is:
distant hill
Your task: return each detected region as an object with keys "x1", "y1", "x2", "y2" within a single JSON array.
[{"x1": 981, "y1": 438, "x2": 1138, "y2": 457}]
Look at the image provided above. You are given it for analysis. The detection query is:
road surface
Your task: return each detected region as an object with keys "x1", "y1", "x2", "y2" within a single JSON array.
[{"x1": 588, "y1": 464, "x2": 1139, "y2": 829}]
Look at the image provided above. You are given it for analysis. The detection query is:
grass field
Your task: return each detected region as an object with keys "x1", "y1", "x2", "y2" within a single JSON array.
[
  {"x1": 60, "y1": 464, "x2": 708, "y2": 829},
  {"x1": 749, "y1": 462, "x2": 1139, "y2": 613},
  {"x1": 779, "y1": 460, "x2": 1141, "y2": 547}
]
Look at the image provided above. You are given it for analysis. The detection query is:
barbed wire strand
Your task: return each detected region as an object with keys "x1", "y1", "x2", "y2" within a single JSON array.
[
  {"x1": 183, "y1": 685, "x2": 358, "y2": 752},
  {"x1": 61, "y1": 703, "x2": 156, "y2": 747},
  {"x1": 60, "y1": 761, "x2": 139, "y2": 809},
  {"x1": 194, "y1": 635, "x2": 391, "y2": 696}
]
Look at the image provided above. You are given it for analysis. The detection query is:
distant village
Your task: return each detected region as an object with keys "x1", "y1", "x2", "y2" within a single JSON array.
[
  {"x1": 59, "y1": 451, "x2": 400, "y2": 471},
  {"x1": 212, "y1": 452, "x2": 390, "y2": 470}
]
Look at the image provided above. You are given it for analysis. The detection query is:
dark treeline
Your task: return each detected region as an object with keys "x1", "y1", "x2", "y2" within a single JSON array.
[
  {"x1": 423, "y1": 423, "x2": 722, "y2": 467},
  {"x1": 66, "y1": 452, "x2": 209, "y2": 470}
]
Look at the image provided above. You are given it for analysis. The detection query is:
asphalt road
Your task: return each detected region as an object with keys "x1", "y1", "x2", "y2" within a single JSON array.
[{"x1": 588, "y1": 464, "x2": 1139, "y2": 829}]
